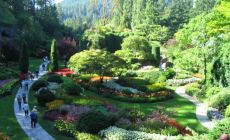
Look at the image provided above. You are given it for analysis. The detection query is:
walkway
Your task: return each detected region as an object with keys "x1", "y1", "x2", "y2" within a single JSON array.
[
  {"x1": 175, "y1": 86, "x2": 216, "y2": 129},
  {"x1": 14, "y1": 61, "x2": 55, "y2": 140}
]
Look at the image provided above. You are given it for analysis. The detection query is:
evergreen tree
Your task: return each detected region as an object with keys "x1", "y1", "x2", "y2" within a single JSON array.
[
  {"x1": 120, "y1": 0, "x2": 133, "y2": 28},
  {"x1": 19, "y1": 42, "x2": 29, "y2": 74},
  {"x1": 49, "y1": 39, "x2": 59, "y2": 72},
  {"x1": 131, "y1": 0, "x2": 146, "y2": 28},
  {"x1": 144, "y1": 0, "x2": 159, "y2": 25}
]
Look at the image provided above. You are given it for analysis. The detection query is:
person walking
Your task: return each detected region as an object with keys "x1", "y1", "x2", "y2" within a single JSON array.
[
  {"x1": 24, "y1": 82, "x2": 29, "y2": 91},
  {"x1": 22, "y1": 92, "x2": 27, "y2": 104},
  {"x1": 17, "y1": 94, "x2": 22, "y2": 111},
  {"x1": 42, "y1": 64, "x2": 46, "y2": 71},
  {"x1": 22, "y1": 102, "x2": 29, "y2": 117},
  {"x1": 30, "y1": 109, "x2": 38, "y2": 128}
]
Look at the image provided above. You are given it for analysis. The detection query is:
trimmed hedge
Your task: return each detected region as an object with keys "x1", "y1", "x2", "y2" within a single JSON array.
[
  {"x1": 36, "y1": 88, "x2": 56, "y2": 106},
  {"x1": 31, "y1": 80, "x2": 48, "y2": 91},
  {"x1": 47, "y1": 74, "x2": 63, "y2": 83},
  {"x1": 62, "y1": 83, "x2": 82, "y2": 96}
]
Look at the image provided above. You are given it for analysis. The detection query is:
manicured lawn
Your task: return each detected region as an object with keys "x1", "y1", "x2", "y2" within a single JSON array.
[{"x1": 0, "y1": 86, "x2": 29, "y2": 140}]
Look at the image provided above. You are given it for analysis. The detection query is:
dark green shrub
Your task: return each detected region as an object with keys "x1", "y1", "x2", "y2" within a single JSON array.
[
  {"x1": 49, "y1": 39, "x2": 59, "y2": 72},
  {"x1": 76, "y1": 110, "x2": 112, "y2": 133},
  {"x1": 122, "y1": 89, "x2": 133, "y2": 95},
  {"x1": 32, "y1": 80, "x2": 48, "y2": 91},
  {"x1": 47, "y1": 74, "x2": 63, "y2": 83},
  {"x1": 75, "y1": 132, "x2": 101, "y2": 140},
  {"x1": 164, "y1": 68, "x2": 176, "y2": 79},
  {"x1": 208, "y1": 118, "x2": 230, "y2": 140},
  {"x1": 208, "y1": 89, "x2": 230, "y2": 110},
  {"x1": 37, "y1": 88, "x2": 56, "y2": 106},
  {"x1": 62, "y1": 83, "x2": 82, "y2": 96}
]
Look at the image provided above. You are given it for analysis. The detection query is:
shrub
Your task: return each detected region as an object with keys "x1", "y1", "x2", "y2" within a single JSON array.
[
  {"x1": 36, "y1": 88, "x2": 56, "y2": 106},
  {"x1": 161, "y1": 126, "x2": 179, "y2": 136},
  {"x1": 205, "y1": 86, "x2": 221, "y2": 96},
  {"x1": 47, "y1": 74, "x2": 63, "y2": 83},
  {"x1": 76, "y1": 110, "x2": 112, "y2": 134},
  {"x1": 46, "y1": 100, "x2": 64, "y2": 110},
  {"x1": 208, "y1": 89, "x2": 230, "y2": 110},
  {"x1": 137, "y1": 71, "x2": 166, "y2": 83},
  {"x1": 54, "y1": 119, "x2": 76, "y2": 137},
  {"x1": 164, "y1": 68, "x2": 176, "y2": 79},
  {"x1": 122, "y1": 89, "x2": 133, "y2": 95},
  {"x1": 146, "y1": 82, "x2": 166, "y2": 93},
  {"x1": 125, "y1": 109, "x2": 145, "y2": 122},
  {"x1": 208, "y1": 118, "x2": 230, "y2": 140},
  {"x1": 75, "y1": 132, "x2": 101, "y2": 140},
  {"x1": 32, "y1": 80, "x2": 48, "y2": 91},
  {"x1": 62, "y1": 83, "x2": 82, "y2": 96},
  {"x1": 124, "y1": 71, "x2": 137, "y2": 77},
  {"x1": 225, "y1": 105, "x2": 230, "y2": 117},
  {"x1": 185, "y1": 83, "x2": 202, "y2": 97}
]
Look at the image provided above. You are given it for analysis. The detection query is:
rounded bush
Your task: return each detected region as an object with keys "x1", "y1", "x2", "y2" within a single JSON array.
[
  {"x1": 164, "y1": 68, "x2": 176, "y2": 79},
  {"x1": 37, "y1": 88, "x2": 56, "y2": 106},
  {"x1": 32, "y1": 80, "x2": 48, "y2": 91},
  {"x1": 208, "y1": 89, "x2": 230, "y2": 110},
  {"x1": 47, "y1": 74, "x2": 63, "y2": 83},
  {"x1": 76, "y1": 110, "x2": 111, "y2": 133},
  {"x1": 63, "y1": 83, "x2": 82, "y2": 96},
  {"x1": 225, "y1": 105, "x2": 230, "y2": 117}
]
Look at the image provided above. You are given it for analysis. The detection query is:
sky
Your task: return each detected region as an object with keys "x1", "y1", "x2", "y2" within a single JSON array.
[{"x1": 54, "y1": 0, "x2": 63, "y2": 3}]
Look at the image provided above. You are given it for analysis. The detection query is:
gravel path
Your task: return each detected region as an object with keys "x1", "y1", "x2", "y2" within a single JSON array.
[
  {"x1": 175, "y1": 86, "x2": 216, "y2": 129},
  {"x1": 14, "y1": 61, "x2": 55, "y2": 140}
]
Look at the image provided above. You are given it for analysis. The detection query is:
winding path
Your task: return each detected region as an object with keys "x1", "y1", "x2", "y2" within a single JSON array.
[
  {"x1": 175, "y1": 86, "x2": 216, "y2": 129},
  {"x1": 14, "y1": 61, "x2": 55, "y2": 140}
]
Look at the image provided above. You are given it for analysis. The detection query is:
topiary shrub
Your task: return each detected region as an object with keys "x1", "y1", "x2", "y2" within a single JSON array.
[
  {"x1": 47, "y1": 74, "x2": 63, "y2": 83},
  {"x1": 208, "y1": 89, "x2": 230, "y2": 110},
  {"x1": 164, "y1": 68, "x2": 176, "y2": 79},
  {"x1": 37, "y1": 88, "x2": 56, "y2": 106},
  {"x1": 225, "y1": 105, "x2": 230, "y2": 117},
  {"x1": 146, "y1": 82, "x2": 166, "y2": 93},
  {"x1": 62, "y1": 83, "x2": 82, "y2": 96},
  {"x1": 208, "y1": 118, "x2": 230, "y2": 140},
  {"x1": 32, "y1": 80, "x2": 48, "y2": 91},
  {"x1": 76, "y1": 110, "x2": 112, "y2": 134}
]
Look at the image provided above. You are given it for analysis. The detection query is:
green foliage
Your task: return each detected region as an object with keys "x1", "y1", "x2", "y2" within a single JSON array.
[
  {"x1": 225, "y1": 105, "x2": 230, "y2": 117},
  {"x1": 152, "y1": 46, "x2": 161, "y2": 66},
  {"x1": 185, "y1": 83, "x2": 202, "y2": 97},
  {"x1": 208, "y1": 89, "x2": 230, "y2": 110},
  {"x1": 47, "y1": 74, "x2": 63, "y2": 83},
  {"x1": 75, "y1": 132, "x2": 101, "y2": 140},
  {"x1": 164, "y1": 68, "x2": 176, "y2": 79},
  {"x1": 205, "y1": 86, "x2": 221, "y2": 96},
  {"x1": 68, "y1": 49, "x2": 126, "y2": 78},
  {"x1": 54, "y1": 119, "x2": 76, "y2": 137},
  {"x1": 36, "y1": 88, "x2": 56, "y2": 106},
  {"x1": 0, "y1": 0, "x2": 16, "y2": 25},
  {"x1": 31, "y1": 80, "x2": 48, "y2": 91},
  {"x1": 76, "y1": 110, "x2": 112, "y2": 133},
  {"x1": 62, "y1": 83, "x2": 82, "y2": 96},
  {"x1": 137, "y1": 71, "x2": 166, "y2": 83},
  {"x1": 0, "y1": 79, "x2": 17, "y2": 97},
  {"x1": 19, "y1": 45, "x2": 29, "y2": 74},
  {"x1": 125, "y1": 108, "x2": 145, "y2": 122},
  {"x1": 146, "y1": 82, "x2": 167, "y2": 93},
  {"x1": 50, "y1": 39, "x2": 59, "y2": 72},
  {"x1": 208, "y1": 118, "x2": 230, "y2": 140}
]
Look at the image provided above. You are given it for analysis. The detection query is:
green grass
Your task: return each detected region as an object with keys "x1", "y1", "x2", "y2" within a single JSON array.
[{"x1": 0, "y1": 86, "x2": 29, "y2": 140}]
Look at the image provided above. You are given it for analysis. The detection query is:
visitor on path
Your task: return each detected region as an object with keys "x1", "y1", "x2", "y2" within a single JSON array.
[
  {"x1": 22, "y1": 102, "x2": 29, "y2": 117},
  {"x1": 17, "y1": 95, "x2": 22, "y2": 111},
  {"x1": 25, "y1": 82, "x2": 29, "y2": 91},
  {"x1": 20, "y1": 80, "x2": 23, "y2": 89},
  {"x1": 30, "y1": 109, "x2": 38, "y2": 128},
  {"x1": 42, "y1": 64, "x2": 46, "y2": 71},
  {"x1": 22, "y1": 92, "x2": 27, "y2": 104},
  {"x1": 35, "y1": 70, "x2": 39, "y2": 78}
]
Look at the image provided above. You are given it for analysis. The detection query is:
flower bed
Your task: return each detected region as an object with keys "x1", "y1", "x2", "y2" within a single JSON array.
[
  {"x1": 94, "y1": 87, "x2": 174, "y2": 103},
  {"x1": 99, "y1": 126, "x2": 180, "y2": 140}
]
